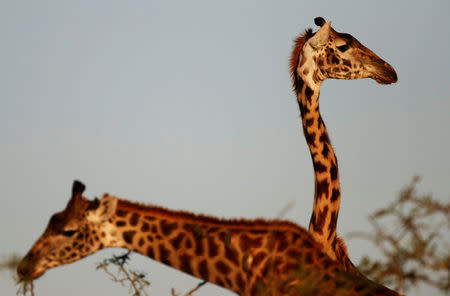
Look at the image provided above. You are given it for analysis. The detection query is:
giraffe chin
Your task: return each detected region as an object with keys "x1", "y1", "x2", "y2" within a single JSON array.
[
  {"x1": 375, "y1": 77, "x2": 396, "y2": 85},
  {"x1": 373, "y1": 72, "x2": 398, "y2": 85}
]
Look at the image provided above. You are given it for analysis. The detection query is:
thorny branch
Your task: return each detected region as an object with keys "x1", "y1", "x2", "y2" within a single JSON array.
[
  {"x1": 96, "y1": 251, "x2": 150, "y2": 296},
  {"x1": 171, "y1": 280, "x2": 207, "y2": 296},
  {"x1": 348, "y1": 176, "x2": 450, "y2": 295},
  {"x1": 98, "y1": 251, "x2": 208, "y2": 296}
]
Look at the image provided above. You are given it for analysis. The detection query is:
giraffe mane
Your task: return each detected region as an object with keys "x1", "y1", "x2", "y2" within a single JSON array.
[
  {"x1": 115, "y1": 198, "x2": 308, "y2": 232},
  {"x1": 289, "y1": 28, "x2": 314, "y2": 91}
]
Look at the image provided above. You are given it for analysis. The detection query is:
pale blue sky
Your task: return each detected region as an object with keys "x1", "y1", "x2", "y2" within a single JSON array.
[{"x1": 2, "y1": 1, "x2": 449, "y2": 295}]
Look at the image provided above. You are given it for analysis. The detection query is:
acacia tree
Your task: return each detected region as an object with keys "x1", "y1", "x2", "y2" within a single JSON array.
[{"x1": 349, "y1": 177, "x2": 450, "y2": 295}]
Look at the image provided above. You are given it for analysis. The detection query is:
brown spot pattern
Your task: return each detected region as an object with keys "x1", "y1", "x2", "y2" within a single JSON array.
[
  {"x1": 141, "y1": 222, "x2": 150, "y2": 232},
  {"x1": 158, "y1": 244, "x2": 171, "y2": 265},
  {"x1": 179, "y1": 254, "x2": 193, "y2": 274},
  {"x1": 276, "y1": 233, "x2": 289, "y2": 252},
  {"x1": 207, "y1": 237, "x2": 219, "y2": 258},
  {"x1": 170, "y1": 232, "x2": 185, "y2": 249},
  {"x1": 198, "y1": 260, "x2": 209, "y2": 279},
  {"x1": 116, "y1": 209, "x2": 127, "y2": 217},
  {"x1": 194, "y1": 233, "x2": 204, "y2": 256},
  {"x1": 316, "y1": 179, "x2": 330, "y2": 201},
  {"x1": 185, "y1": 237, "x2": 193, "y2": 249},
  {"x1": 287, "y1": 249, "x2": 302, "y2": 259},
  {"x1": 305, "y1": 86, "x2": 314, "y2": 103},
  {"x1": 331, "y1": 188, "x2": 340, "y2": 202},
  {"x1": 314, "y1": 161, "x2": 327, "y2": 173},
  {"x1": 251, "y1": 251, "x2": 267, "y2": 268},
  {"x1": 130, "y1": 213, "x2": 140, "y2": 226},
  {"x1": 215, "y1": 260, "x2": 231, "y2": 275},
  {"x1": 160, "y1": 220, "x2": 178, "y2": 236},
  {"x1": 330, "y1": 162, "x2": 338, "y2": 180},
  {"x1": 147, "y1": 246, "x2": 155, "y2": 259},
  {"x1": 123, "y1": 231, "x2": 136, "y2": 244},
  {"x1": 239, "y1": 234, "x2": 263, "y2": 252},
  {"x1": 314, "y1": 205, "x2": 329, "y2": 233},
  {"x1": 225, "y1": 247, "x2": 239, "y2": 266},
  {"x1": 236, "y1": 272, "x2": 246, "y2": 292}
]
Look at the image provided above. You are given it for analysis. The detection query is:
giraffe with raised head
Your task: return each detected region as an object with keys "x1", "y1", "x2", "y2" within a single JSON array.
[
  {"x1": 17, "y1": 181, "x2": 401, "y2": 295},
  {"x1": 290, "y1": 17, "x2": 397, "y2": 268}
]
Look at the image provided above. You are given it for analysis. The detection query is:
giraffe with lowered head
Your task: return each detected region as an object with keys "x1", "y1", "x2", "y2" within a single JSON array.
[
  {"x1": 17, "y1": 181, "x2": 401, "y2": 295},
  {"x1": 290, "y1": 17, "x2": 397, "y2": 268}
]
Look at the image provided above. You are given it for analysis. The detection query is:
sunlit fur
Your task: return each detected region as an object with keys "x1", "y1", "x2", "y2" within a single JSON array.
[{"x1": 289, "y1": 28, "x2": 314, "y2": 90}]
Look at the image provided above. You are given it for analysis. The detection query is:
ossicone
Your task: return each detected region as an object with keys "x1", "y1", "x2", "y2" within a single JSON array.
[
  {"x1": 314, "y1": 17, "x2": 327, "y2": 27},
  {"x1": 72, "y1": 180, "x2": 86, "y2": 197}
]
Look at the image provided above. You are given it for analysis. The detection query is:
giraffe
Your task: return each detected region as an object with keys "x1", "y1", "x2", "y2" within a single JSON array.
[
  {"x1": 289, "y1": 17, "x2": 397, "y2": 268},
  {"x1": 17, "y1": 180, "x2": 401, "y2": 295}
]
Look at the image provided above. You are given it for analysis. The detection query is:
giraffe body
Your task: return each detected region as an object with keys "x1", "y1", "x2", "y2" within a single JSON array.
[
  {"x1": 17, "y1": 181, "x2": 400, "y2": 295},
  {"x1": 290, "y1": 18, "x2": 397, "y2": 267}
]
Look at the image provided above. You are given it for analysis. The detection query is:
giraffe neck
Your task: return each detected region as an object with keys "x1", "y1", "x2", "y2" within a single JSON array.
[
  {"x1": 101, "y1": 198, "x2": 322, "y2": 295},
  {"x1": 294, "y1": 71, "x2": 342, "y2": 262}
]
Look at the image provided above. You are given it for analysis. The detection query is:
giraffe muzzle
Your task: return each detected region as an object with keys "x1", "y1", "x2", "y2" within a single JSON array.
[
  {"x1": 17, "y1": 253, "x2": 45, "y2": 280},
  {"x1": 371, "y1": 60, "x2": 398, "y2": 84}
]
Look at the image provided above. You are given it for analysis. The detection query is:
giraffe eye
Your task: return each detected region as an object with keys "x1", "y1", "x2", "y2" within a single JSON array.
[
  {"x1": 337, "y1": 44, "x2": 350, "y2": 52},
  {"x1": 62, "y1": 230, "x2": 77, "y2": 237}
]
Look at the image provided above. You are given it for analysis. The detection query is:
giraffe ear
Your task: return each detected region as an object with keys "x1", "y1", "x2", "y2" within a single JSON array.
[
  {"x1": 86, "y1": 194, "x2": 118, "y2": 224},
  {"x1": 308, "y1": 21, "x2": 332, "y2": 49}
]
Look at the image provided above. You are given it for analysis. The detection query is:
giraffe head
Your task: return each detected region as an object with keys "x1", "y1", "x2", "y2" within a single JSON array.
[
  {"x1": 290, "y1": 17, "x2": 397, "y2": 89},
  {"x1": 17, "y1": 181, "x2": 118, "y2": 280}
]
